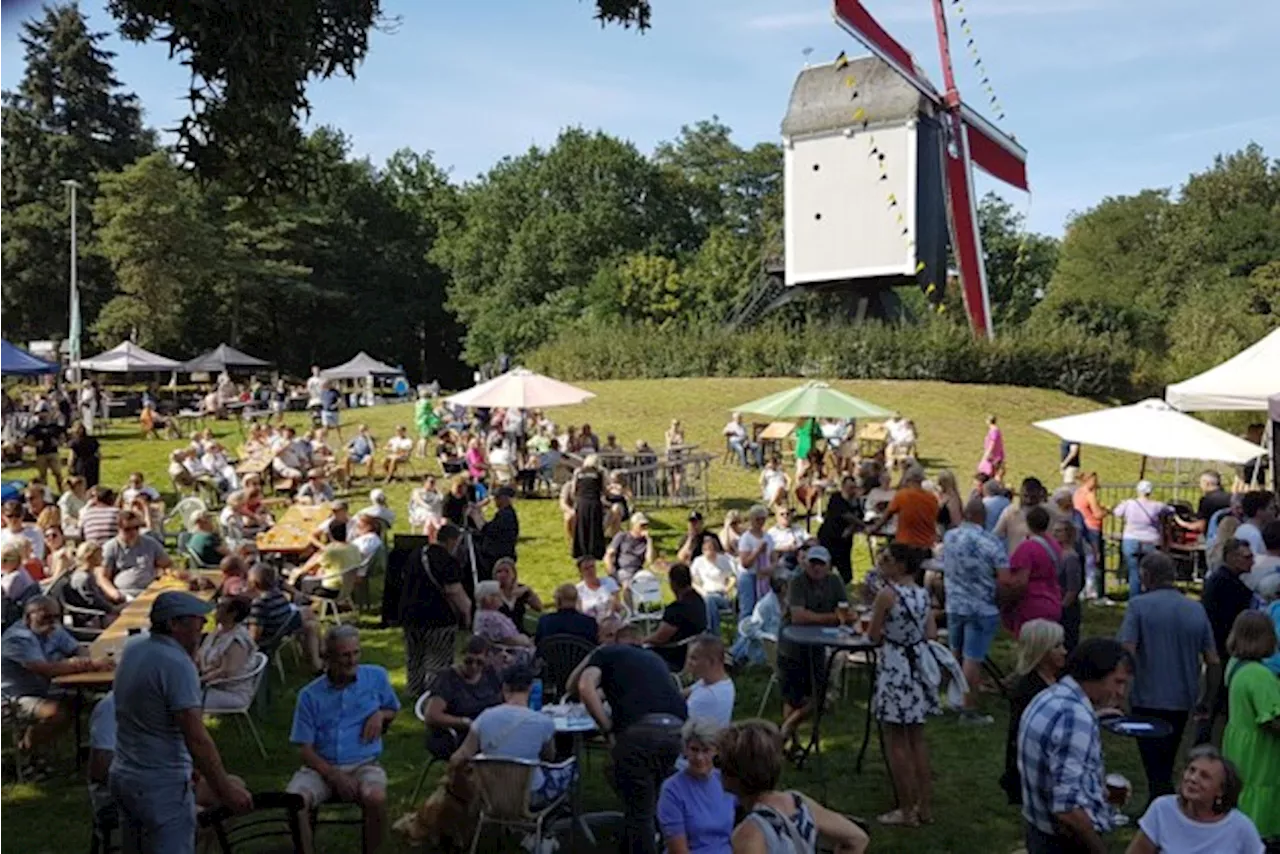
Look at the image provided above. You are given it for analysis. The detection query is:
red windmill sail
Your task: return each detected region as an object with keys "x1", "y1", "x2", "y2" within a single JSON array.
[{"x1": 833, "y1": 0, "x2": 1028, "y2": 338}]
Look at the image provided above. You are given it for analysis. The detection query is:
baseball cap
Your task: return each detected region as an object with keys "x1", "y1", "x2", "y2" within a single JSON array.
[
  {"x1": 370, "y1": 488, "x2": 388, "y2": 504},
  {"x1": 806, "y1": 545, "x2": 832, "y2": 564},
  {"x1": 495, "y1": 485, "x2": 517, "y2": 498},
  {"x1": 1136, "y1": 480, "x2": 1154, "y2": 496},
  {"x1": 150, "y1": 591, "x2": 213, "y2": 624},
  {"x1": 632, "y1": 512, "x2": 650, "y2": 526},
  {"x1": 687, "y1": 510, "x2": 703, "y2": 522}
]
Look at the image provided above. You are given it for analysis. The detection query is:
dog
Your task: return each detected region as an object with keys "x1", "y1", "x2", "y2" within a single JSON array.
[{"x1": 393, "y1": 762, "x2": 479, "y2": 852}]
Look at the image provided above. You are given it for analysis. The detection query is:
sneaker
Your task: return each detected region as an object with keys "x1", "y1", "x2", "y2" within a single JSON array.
[{"x1": 958, "y1": 711, "x2": 994, "y2": 727}]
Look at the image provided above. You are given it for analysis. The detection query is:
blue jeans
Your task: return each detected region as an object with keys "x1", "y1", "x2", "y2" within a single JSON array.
[
  {"x1": 1122, "y1": 538, "x2": 1157, "y2": 594},
  {"x1": 704, "y1": 592, "x2": 732, "y2": 635},
  {"x1": 736, "y1": 571, "x2": 757, "y2": 620},
  {"x1": 111, "y1": 772, "x2": 196, "y2": 854},
  {"x1": 729, "y1": 628, "x2": 765, "y2": 666},
  {"x1": 730, "y1": 437, "x2": 763, "y2": 468},
  {"x1": 1082, "y1": 528, "x2": 1104, "y2": 596}
]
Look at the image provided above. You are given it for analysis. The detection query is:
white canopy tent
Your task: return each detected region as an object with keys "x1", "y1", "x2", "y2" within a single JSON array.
[
  {"x1": 78, "y1": 341, "x2": 181, "y2": 373},
  {"x1": 1165, "y1": 328, "x2": 1280, "y2": 412},
  {"x1": 1033, "y1": 398, "x2": 1266, "y2": 466},
  {"x1": 446, "y1": 368, "x2": 594, "y2": 409},
  {"x1": 320, "y1": 352, "x2": 403, "y2": 380}
]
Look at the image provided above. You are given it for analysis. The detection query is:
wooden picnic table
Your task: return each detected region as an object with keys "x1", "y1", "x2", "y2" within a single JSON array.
[
  {"x1": 256, "y1": 503, "x2": 331, "y2": 554},
  {"x1": 235, "y1": 453, "x2": 273, "y2": 478},
  {"x1": 53, "y1": 574, "x2": 219, "y2": 688}
]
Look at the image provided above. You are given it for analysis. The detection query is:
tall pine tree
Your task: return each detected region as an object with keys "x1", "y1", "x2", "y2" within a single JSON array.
[{"x1": 1, "y1": 3, "x2": 152, "y2": 341}]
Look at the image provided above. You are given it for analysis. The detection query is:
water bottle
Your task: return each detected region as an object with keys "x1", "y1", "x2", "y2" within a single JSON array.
[{"x1": 529, "y1": 678, "x2": 543, "y2": 711}]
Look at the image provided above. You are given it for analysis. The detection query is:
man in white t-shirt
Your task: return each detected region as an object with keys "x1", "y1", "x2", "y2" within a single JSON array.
[
  {"x1": 683, "y1": 635, "x2": 735, "y2": 727},
  {"x1": 349, "y1": 513, "x2": 383, "y2": 578},
  {"x1": 305, "y1": 365, "x2": 324, "y2": 411},
  {"x1": 766, "y1": 507, "x2": 810, "y2": 574},
  {"x1": 381, "y1": 425, "x2": 414, "y2": 482}
]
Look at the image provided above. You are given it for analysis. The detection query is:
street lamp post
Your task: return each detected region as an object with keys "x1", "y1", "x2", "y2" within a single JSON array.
[{"x1": 61, "y1": 179, "x2": 81, "y2": 386}]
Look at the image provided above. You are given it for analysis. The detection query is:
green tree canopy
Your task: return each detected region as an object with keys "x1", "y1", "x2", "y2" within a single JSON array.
[
  {"x1": 103, "y1": 0, "x2": 654, "y2": 193},
  {"x1": 1, "y1": 3, "x2": 152, "y2": 340}
]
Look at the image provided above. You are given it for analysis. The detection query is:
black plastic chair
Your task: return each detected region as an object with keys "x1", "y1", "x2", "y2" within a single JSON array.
[
  {"x1": 198, "y1": 792, "x2": 306, "y2": 853},
  {"x1": 535, "y1": 634, "x2": 597, "y2": 700}
]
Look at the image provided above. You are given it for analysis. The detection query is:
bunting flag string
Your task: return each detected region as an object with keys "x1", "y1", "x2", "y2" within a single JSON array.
[
  {"x1": 949, "y1": 0, "x2": 1007, "y2": 123},
  {"x1": 837, "y1": 54, "x2": 942, "y2": 311}
]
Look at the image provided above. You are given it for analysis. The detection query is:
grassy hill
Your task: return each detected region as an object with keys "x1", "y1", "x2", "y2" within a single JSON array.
[{"x1": 1, "y1": 378, "x2": 1158, "y2": 853}]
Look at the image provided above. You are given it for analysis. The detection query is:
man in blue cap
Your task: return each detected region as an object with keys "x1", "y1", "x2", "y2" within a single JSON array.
[{"x1": 110, "y1": 590, "x2": 251, "y2": 853}]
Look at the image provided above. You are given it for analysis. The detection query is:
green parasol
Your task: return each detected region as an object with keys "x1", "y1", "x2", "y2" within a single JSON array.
[{"x1": 732, "y1": 381, "x2": 895, "y2": 421}]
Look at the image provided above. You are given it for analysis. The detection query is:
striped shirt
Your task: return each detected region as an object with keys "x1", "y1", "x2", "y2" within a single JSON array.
[
  {"x1": 249, "y1": 589, "x2": 293, "y2": 641},
  {"x1": 1017, "y1": 676, "x2": 1114, "y2": 835},
  {"x1": 78, "y1": 505, "x2": 119, "y2": 546}
]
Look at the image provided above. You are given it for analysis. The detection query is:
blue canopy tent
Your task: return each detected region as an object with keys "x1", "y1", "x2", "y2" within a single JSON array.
[{"x1": 0, "y1": 339, "x2": 59, "y2": 376}]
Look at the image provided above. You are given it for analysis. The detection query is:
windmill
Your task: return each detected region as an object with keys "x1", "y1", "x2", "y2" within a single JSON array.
[{"x1": 832, "y1": 0, "x2": 1027, "y2": 337}]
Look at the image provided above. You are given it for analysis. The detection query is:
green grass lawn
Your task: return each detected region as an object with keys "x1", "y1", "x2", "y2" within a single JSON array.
[{"x1": 1, "y1": 378, "x2": 1165, "y2": 853}]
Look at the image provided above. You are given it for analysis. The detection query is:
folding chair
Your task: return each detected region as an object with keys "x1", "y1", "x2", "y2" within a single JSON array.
[
  {"x1": 202, "y1": 652, "x2": 270, "y2": 757},
  {"x1": 535, "y1": 634, "x2": 597, "y2": 701},
  {"x1": 468, "y1": 755, "x2": 574, "y2": 854},
  {"x1": 198, "y1": 792, "x2": 307, "y2": 854},
  {"x1": 756, "y1": 632, "x2": 780, "y2": 716},
  {"x1": 624, "y1": 571, "x2": 664, "y2": 634},
  {"x1": 408, "y1": 690, "x2": 439, "y2": 804}
]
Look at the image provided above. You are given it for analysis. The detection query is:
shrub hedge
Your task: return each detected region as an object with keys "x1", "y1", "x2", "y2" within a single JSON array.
[{"x1": 526, "y1": 317, "x2": 1139, "y2": 400}]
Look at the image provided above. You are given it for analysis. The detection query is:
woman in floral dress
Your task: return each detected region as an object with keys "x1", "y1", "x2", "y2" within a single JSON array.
[{"x1": 868, "y1": 543, "x2": 939, "y2": 828}]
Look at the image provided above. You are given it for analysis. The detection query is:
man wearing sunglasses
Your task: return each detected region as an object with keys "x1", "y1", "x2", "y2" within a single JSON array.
[{"x1": 98, "y1": 509, "x2": 173, "y2": 603}]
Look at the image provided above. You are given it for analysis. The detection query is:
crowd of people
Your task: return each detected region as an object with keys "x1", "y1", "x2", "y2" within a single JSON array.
[{"x1": 2, "y1": 387, "x2": 1279, "y2": 854}]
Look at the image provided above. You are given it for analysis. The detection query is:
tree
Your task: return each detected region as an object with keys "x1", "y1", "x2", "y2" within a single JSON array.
[
  {"x1": 1032, "y1": 189, "x2": 1173, "y2": 347},
  {"x1": 654, "y1": 118, "x2": 782, "y2": 236},
  {"x1": 1, "y1": 3, "x2": 152, "y2": 341},
  {"x1": 968, "y1": 193, "x2": 1059, "y2": 327},
  {"x1": 103, "y1": 0, "x2": 653, "y2": 193},
  {"x1": 91, "y1": 152, "x2": 225, "y2": 352},
  {"x1": 434, "y1": 128, "x2": 704, "y2": 363}
]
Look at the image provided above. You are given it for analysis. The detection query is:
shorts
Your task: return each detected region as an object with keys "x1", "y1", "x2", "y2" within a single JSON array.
[
  {"x1": 6, "y1": 695, "x2": 55, "y2": 723},
  {"x1": 272, "y1": 400, "x2": 287, "y2": 414},
  {"x1": 778, "y1": 651, "x2": 820, "y2": 707},
  {"x1": 1062, "y1": 466, "x2": 1079, "y2": 485},
  {"x1": 35, "y1": 453, "x2": 62, "y2": 473},
  {"x1": 947, "y1": 611, "x2": 1000, "y2": 663},
  {"x1": 287, "y1": 761, "x2": 387, "y2": 808},
  {"x1": 349, "y1": 452, "x2": 372, "y2": 465},
  {"x1": 321, "y1": 410, "x2": 339, "y2": 428}
]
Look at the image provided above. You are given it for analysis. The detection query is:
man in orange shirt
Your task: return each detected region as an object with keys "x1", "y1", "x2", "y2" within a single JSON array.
[{"x1": 868, "y1": 466, "x2": 939, "y2": 549}]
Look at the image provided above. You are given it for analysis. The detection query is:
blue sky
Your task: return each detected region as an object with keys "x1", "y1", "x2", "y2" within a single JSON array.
[{"x1": 3, "y1": 0, "x2": 1277, "y2": 234}]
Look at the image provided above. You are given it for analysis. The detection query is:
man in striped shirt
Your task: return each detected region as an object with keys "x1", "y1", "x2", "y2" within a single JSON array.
[
  {"x1": 246, "y1": 564, "x2": 322, "y2": 672},
  {"x1": 1017, "y1": 638, "x2": 1132, "y2": 854}
]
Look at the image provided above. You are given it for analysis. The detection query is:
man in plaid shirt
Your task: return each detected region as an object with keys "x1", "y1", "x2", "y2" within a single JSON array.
[{"x1": 1017, "y1": 638, "x2": 1132, "y2": 853}]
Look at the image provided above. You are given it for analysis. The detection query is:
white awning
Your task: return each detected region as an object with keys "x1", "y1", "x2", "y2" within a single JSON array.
[
  {"x1": 1033, "y1": 398, "x2": 1265, "y2": 465},
  {"x1": 78, "y1": 342, "x2": 181, "y2": 373},
  {"x1": 1165, "y1": 328, "x2": 1280, "y2": 412}
]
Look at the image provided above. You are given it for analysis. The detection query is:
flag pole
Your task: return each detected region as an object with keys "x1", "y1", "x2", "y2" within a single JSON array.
[{"x1": 61, "y1": 179, "x2": 82, "y2": 387}]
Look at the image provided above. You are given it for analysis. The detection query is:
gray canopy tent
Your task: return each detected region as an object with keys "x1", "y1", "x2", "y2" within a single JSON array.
[
  {"x1": 320, "y1": 352, "x2": 403, "y2": 380},
  {"x1": 181, "y1": 343, "x2": 271, "y2": 373}
]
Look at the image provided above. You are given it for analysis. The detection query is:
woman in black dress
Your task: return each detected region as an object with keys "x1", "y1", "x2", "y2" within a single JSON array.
[
  {"x1": 571, "y1": 454, "x2": 606, "y2": 559},
  {"x1": 66, "y1": 422, "x2": 101, "y2": 489},
  {"x1": 999, "y1": 619, "x2": 1067, "y2": 804},
  {"x1": 817, "y1": 475, "x2": 862, "y2": 583}
]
